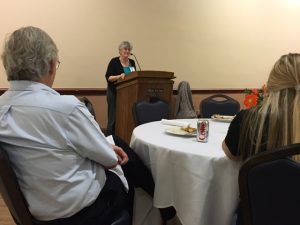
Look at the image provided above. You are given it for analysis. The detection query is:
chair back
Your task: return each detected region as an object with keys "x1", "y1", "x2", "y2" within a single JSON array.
[
  {"x1": 199, "y1": 94, "x2": 240, "y2": 118},
  {"x1": 77, "y1": 96, "x2": 96, "y2": 119},
  {"x1": 111, "y1": 210, "x2": 130, "y2": 225},
  {"x1": 0, "y1": 147, "x2": 34, "y2": 225},
  {"x1": 133, "y1": 100, "x2": 170, "y2": 126},
  {"x1": 239, "y1": 143, "x2": 300, "y2": 225}
]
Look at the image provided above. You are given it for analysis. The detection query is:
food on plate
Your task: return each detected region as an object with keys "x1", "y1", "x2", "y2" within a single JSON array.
[
  {"x1": 212, "y1": 114, "x2": 234, "y2": 119},
  {"x1": 181, "y1": 127, "x2": 197, "y2": 133}
]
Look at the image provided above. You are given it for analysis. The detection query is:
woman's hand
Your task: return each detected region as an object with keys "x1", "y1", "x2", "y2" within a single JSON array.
[
  {"x1": 112, "y1": 145, "x2": 129, "y2": 165},
  {"x1": 107, "y1": 73, "x2": 125, "y2": 82},
  {"x1": 119, "y1": 73, "x2": 125, "y2": 80}
]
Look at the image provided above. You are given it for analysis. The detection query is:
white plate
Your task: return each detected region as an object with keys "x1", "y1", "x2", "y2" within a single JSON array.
[
  {"x1": 211, "y1": 114, "x2": 234, "y2": 122},
  {"x1": 165, "y1": 127, "x2": 197, "y2": 136}
]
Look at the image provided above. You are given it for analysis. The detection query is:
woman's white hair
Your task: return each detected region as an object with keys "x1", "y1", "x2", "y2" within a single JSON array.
[
  {"x1": 1, "y1": 26, "x2": 58, "y2": 81},
  {"x1": 118, "y1": 41, "x2": 132, "y2": 51}
]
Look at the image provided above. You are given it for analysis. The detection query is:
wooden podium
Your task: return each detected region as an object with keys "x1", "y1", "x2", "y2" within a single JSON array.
[{"x1": 115, "y1": 70, "x2": 175, "y2": 143}]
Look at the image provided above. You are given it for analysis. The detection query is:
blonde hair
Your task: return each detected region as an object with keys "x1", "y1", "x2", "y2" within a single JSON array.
[{"x1": 238, "y1": 53, "x2": 300, "y2": 160}]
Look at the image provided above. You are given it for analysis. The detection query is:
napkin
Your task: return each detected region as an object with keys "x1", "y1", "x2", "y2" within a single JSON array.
[{"x1": 161, "y1": 119, "x2": 190, "y2": 128}]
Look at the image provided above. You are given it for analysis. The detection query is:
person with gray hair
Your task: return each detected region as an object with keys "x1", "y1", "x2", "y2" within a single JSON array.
[
  {"x1": 2, "y1": 26, "x2": 59, "y2": 84},
  {"x1": 0, "y1": 26, "x2": 131, "y2": 224},
  {"x1": 105, "y1": 41, "x2": 136, "y2": 135}
]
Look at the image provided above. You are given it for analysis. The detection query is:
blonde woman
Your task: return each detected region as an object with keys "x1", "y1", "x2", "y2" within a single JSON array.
[
  {"x1": 223, "y1": 53, "x2": 300, "y2": 160},
  {"x1": 222, "y1": 53, "x2": 300, "y2": 225}
]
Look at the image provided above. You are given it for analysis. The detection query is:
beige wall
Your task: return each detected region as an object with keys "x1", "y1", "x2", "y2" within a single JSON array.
[{"x1": 1, "y1": 0, "x2": 300, "y2": 89}]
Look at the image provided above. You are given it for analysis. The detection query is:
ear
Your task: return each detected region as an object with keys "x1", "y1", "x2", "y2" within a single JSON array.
[
  {"x1": 48, "y1": 59, "x2": 56, "y2": 76},
  {"x1": 45, "y1": 59, "x2": 56, "y2": 87}
]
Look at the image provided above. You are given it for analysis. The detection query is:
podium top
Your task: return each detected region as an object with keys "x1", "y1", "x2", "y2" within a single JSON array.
[{"x1": 116, "y1": 70, "x2": 175, "y2": 84}]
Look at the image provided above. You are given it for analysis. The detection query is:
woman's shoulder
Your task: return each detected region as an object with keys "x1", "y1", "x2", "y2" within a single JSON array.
[
  {"x1": 107, "y1": 57, "x2": 121, "y2": 68},
  {"x1": 233, "y1": 109, "x2": 248, "y2": 121},
  {"x1": 109, "y1": 57, "x2": 120, "y2": 63},
  {"x1": 236, "y1": 108, "x2": 255, "y2": 119},
  {"x1": 238, "y1": 108, "x2": 248, "y2": 115},
  {"x1": 229, "y1": 108, "x2": 253, "y2": 128},
  {"x1": 238, "y1": 107, "x2": 261, "y2": 119}
]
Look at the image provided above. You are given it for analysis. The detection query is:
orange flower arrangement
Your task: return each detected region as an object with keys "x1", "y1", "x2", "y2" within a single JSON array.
[{"x1": 244, "y1": 85, "x2": 266, "y2": 108}]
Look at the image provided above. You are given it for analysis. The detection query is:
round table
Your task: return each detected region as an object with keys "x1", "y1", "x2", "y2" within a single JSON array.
[{"x1": 130, "y1": 119, "x2": 241, "y2": 225}]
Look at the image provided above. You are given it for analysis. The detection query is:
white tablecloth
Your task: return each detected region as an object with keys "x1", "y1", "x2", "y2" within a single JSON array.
[{"x1": 130, "y1": 119, "x2": 241, "y2": 225}]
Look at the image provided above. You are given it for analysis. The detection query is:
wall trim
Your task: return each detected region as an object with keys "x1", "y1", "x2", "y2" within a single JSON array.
[
  {"x1": 0, "y1": 88, "x2": 245, "y2": 96},
  {"x1": 190, "y1": 89, "x2": 244, "y2": 94},
  {"x1": 0, "y1": 88, "x2": 106, "y2": 96}
]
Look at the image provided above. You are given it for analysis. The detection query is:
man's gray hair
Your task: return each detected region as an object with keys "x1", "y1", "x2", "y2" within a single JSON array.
[
  {"x1": 118, "y1": 41, "x2": 133, "y2": 51},
  {"x1": 1, "y1": 26, "x2": 58, "y2": 81}
]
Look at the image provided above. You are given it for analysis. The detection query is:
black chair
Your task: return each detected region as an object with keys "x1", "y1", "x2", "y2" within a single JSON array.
[
  {"x1": 238, "y1": 143, "x2": 300, "y2": 225},
  {"x1": 111, "y1": 211, "x2": 130, "y2": 225},
  {"x1": 199, "y1": 94, "x2": 240, "y2": 118},
  {"x1": 0, "y1": 146, "x2": 34, "y2": 225},
  {"x1": 0, "y1": 147, "x2": 130, "y2": 225},
  {"x1": 133, "y1": 100, "x2": 170, "y2": 126},
  {"x1": 77, "y1": 96, "x2": 96, "y2": 119}
]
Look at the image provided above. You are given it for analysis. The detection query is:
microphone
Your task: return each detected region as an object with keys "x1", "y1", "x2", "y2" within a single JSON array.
[{"x1": 130, "y1": 53, "x2": 142, "y2": 71}]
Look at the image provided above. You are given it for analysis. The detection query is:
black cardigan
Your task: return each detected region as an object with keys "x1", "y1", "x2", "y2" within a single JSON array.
[{"x1": 105, "y1": 57, "x2": 136, "y2": 93}]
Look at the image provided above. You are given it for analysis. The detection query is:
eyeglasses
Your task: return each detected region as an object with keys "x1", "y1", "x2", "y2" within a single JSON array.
[{"x1": 56, "y1": 60, "x2": 61, "y2": 70}]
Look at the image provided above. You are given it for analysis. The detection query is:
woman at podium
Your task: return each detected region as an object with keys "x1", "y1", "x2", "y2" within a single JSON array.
[{"x1": 105, "y1": 41, "x2": 136, "y2": 135}]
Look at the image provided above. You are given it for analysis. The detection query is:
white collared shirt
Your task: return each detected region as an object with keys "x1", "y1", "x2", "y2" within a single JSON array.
[{"x1": 0, "y1": 81, "x2": 123, "y2": 221}]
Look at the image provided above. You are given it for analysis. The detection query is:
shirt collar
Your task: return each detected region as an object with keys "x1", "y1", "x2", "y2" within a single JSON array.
[{"x1": 8, "y1": 80, "x2": 59, "y2": 95}]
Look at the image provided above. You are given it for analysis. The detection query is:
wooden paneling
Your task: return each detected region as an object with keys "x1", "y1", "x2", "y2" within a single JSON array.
[
  {"x1": 0, "y1": 194, "x2": 15, "y2": 225},
  {"x1": 0, "y1": 87, "x2": 246, "y2": 132},
  {"x1": 0, "y1": 88, "x2": 106, "y2": 96},
  {"x1": 0, "y1": 88, "x2": 245, "y2": 96}
]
